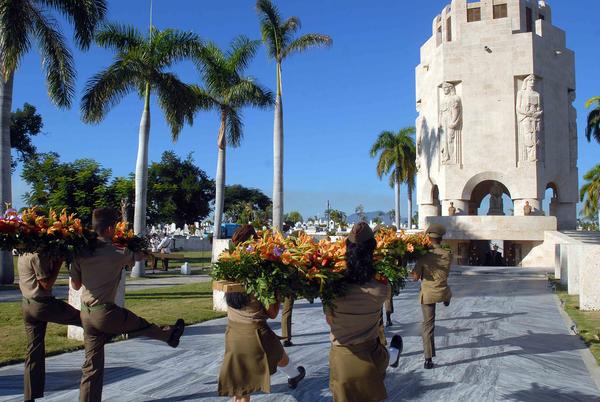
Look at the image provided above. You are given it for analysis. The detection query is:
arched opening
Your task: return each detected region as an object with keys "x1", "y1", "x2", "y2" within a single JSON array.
[
  {"x1": 468, "y1": 180, "x2": 513, "y2": 216},
  {"x1": 432, "y1": 185, "x2": 441, "y2": 216},
  {"x1": 544, "y1": 182, "x2": 559, "y2": 216}
]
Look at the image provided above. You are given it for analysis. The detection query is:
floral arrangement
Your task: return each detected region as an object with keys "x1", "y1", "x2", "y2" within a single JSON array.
[
  {"x1": 0, "y1": 207, "x2": 97, "y2": 261},
  {"x1": 112, "y1": 221, "x2": 149, "y2": 253},
  {"x1": 213, "y1": 227, "x2": 433, "y2": 307}
]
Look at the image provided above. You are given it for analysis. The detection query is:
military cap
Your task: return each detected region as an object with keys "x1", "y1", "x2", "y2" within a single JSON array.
[
  {"x1": 426, "y1": 223, "x2": 446, "y2": 238},
  {"x1": 348, "y1": 221, "x2": 375, "y2": 244}
]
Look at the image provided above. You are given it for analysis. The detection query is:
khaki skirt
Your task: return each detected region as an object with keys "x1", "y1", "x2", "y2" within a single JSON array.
[
  {"x1": 218, "y1": 319, "x2": 284, "y2": 397},
  {"x1": 329, "y1": 337, "x2": 389, "y2": 402}
]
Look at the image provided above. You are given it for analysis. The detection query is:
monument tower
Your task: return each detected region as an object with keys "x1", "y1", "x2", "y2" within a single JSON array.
[{"x1": 416, "y1": 0, "x2": 578, "y2": 265}]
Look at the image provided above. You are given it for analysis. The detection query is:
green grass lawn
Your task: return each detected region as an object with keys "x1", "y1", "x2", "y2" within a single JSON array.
[
  {"x1": 0, "y1": 281, "x2": 224, "y2": 367},
  {"x1": 550, "y1": 278, "x2": 600, "y2": 365}
]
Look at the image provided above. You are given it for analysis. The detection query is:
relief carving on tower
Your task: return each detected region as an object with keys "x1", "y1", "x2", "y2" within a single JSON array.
[
  {"x1": 516, "y1": 74, "x2": 544, "y2": 163},
  {"x1": 439, "y1": 82, "x2": 462, "y2": 166},
  {"x1": 568, "y1": 89, "x2": 578, "y2": 169}
]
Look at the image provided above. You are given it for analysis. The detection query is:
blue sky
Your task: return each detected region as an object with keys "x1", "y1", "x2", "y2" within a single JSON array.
[{"x1": 10, "y1": 0, "x2": 600, "y2": 220}]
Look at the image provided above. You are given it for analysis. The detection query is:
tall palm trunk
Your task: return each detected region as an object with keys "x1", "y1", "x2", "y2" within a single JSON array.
[
  {"x1": 272, "y1": 62, "x2": 284, "y2": 232},
  {"x1": 131, "y1": 84, "x2": 151, "y2": 278},
  {"x1": 407, "y1": 185, "x2": 413, "y2": 229},
  {"x1": 0, "y1": 72, "x2": 14, "y2": 284},
  {"x1": 394, "y1": 178, "x2": 401, "y2": 229},
  {"x1": 213, "y1": 110, "x2": 227, "y2": 239}
]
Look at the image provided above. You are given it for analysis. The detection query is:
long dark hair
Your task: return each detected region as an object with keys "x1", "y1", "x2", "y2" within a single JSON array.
[
  {"x1": 225, "y1": 292, "x2": 250, "y2": 309},
  {"x1": 344, "y1": 237, "x2": 376, "y2": 285}
]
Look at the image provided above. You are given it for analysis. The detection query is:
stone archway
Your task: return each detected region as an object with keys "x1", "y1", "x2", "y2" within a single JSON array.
[
  {"x1": 545, "y1": 182, "x2": 559, "y2": 217},
  {"x1": 460, "y1": 172, "x2": 515, "y2": 216}
]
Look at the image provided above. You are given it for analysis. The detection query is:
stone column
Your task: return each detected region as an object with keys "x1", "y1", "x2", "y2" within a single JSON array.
[
  {"x1": 68, "y1": 269, "x2": 126, "y2": 341},
  {"x1": 211, "y1": 239, "x2": 232, "y2": 263},
  {"x1": 579, "y1": 245, "x2": 600, "y2": 311},
  {"x1": 419, "y1": 204, "x2": 439, "y2": 229}
]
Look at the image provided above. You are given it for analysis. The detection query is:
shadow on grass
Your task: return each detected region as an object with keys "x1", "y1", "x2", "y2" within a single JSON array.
[{"x1": 125, "y1": 291, "x2": 213, "y2": 300}]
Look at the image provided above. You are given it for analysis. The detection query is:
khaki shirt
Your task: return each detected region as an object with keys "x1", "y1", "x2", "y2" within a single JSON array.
[
  {"x1": 414, "y1": 244, "x2": 452, "y2": 304},
  {"x1": 326, "y1": 279, "x2": 389, "y2": 346},
  {"x1": 71, "y1": 240, "x2": 133, "y2": 307},
  {"x1": 227, "y1": 297, "x2": 269, "y2": 324},
  {"x1": 18, "y1": 253, "x2": 54, "y2": 299}
]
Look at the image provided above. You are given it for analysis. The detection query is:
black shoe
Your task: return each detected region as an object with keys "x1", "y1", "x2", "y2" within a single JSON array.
[
  {"x1": 167, "y1": 319, "x2": 185, "y2": 348},
  {"x1": 283, "y1": 340, "x2": 294, "y2": 347},
  {"x1": 424, "y1": 359, "x2": 434, "y2": 369},
  {"x1": 288, "y1": 366, "x2": 306, "y2": 389},
  {"x1": 443, "y1": 301, "x2": 450, "y2": 307},
  {"x1": 389, "y1": 334, "x2": 403, "y2": 368}
]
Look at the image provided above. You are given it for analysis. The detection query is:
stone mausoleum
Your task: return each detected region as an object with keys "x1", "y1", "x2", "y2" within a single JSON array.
[{"x1": 415, "y1": 0, "x2": 578, "y2": 266}]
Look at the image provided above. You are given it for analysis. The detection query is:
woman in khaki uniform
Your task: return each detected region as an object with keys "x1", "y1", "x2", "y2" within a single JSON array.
[
  {"x1": 217, "y1": 290, "x2": 306, "y2": 401},
  {"x1": 325, "y1": 222, "x2": 402, "y2": 402}
]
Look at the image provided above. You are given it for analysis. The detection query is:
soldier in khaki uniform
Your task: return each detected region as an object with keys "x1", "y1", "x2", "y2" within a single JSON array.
[
  {"x1": 70, "y1": 208, "x2": 185, "y2": 402},
  {"x1": 411, "y1": 223, "x2": 452, "y2": 369},
  {"x1": 325, "y1": 223, "x2": 402, "y2": 402},
  {"x1": 19, "y1": 252, "x2": 81, "y2": 402}
]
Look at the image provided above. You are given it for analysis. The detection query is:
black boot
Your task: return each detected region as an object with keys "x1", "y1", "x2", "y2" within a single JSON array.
[
  {"x1": 386, "y1": 312, "x2": 393, "y2": 327},
  {"x1": 288, "y1": 366, "x2": 306, "y2": 389},
  {"x1": 389, "y1": 334, "x2": 403, "y2": 368},
  {"x1": 424, "y1": 358, "x2": 434, "y2": 369},
  {"x1": 168, "y1": 319, "x2": 185, "y2": 348}
]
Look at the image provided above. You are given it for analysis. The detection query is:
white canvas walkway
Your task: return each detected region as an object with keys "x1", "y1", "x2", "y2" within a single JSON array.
[{"x1": 1, "y1": 266, "x2": 599, "y2": 401}]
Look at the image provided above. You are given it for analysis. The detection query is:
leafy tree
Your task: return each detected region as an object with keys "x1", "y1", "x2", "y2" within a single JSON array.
[
  {"x1": 10, "y1": 103, "x2": 43, "y2": 168},
  {"x1": 146, "y1": 151, "x2": 214, "y2": 227},
  {"x1": 256, "y1": 0, "x2": 332, "y2": 231},
  {"x1": 21, "y1": 152, "x2": 113, "y2": 225},
  {"x1": 224, "y1": 185, "x2": 272, "y2": 215},
  {"x1": 0, "y1": 0, "x2": 107, "y2": 284},
  {"x1": 81, "y1": 24, "x2": 201, "y2": 276},
  {"x1": 284, "y1": 211, "x2": 303, "y2": 225},
  {"x1": 370, "y1": 127, "x2": 416, "y2": 229},
  {"x1": 191, "y1": 36, "x2": 273, "y2": 239},
  {"x1": 585, "y1": 96, "x2": 600, "y2": 144},
  {"x1": 326, "y1": 208, "x2": 347, "y2": 227},
  {"x1": 355, "y1": 204, "x2": 366, "y2": 222},
  {"x1": 580, "y1": 164, "x2": 600, "y2": 230}
]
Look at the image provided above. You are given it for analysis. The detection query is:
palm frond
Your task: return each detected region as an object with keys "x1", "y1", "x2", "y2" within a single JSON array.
[
  {"x1": 256, "y1": 0, "x2": 282, "y2": 59},
  {"x1": 190, "y1": 84, "x2": 218, "y2": 112},
  {"x1": 0, "y1": 0, "x2": 33, "y2": 75},
  {"x1": 153, "y1": 29, "x2": 203, "y2": 68},
  {"x1": 369, "y1": 131, "x2": 396, "y2": 157},
  {"x1": 226, "y1": 78, "x2": 273, "y2": 109},
  {"x1": 227, "y1": 36, "x2": 260, "y2": 73},
  {"x1": 225, "y1": 107, "x2": 244, "y2": 147},
  {"x1": 284, "y1": 33, "x2": 332, "y2": 58},
  {"x1": 95, "y1": 22, "x2": 144, "y2": 51},
  {"x1": 154, "y1": 72, "x2": 197, "y2": 140},
  {"x1": 580, "y1": 165, "x2": 600, "y2": 218},
  {"x1": 30, "y1": 6, "x2": 76, "y2": 108},
  {"x1": 585, "y1": 97, "x2": 600, "y2": 144},
  {"x1": 81, "y1": 59, "x2": 139, "y2": 123},
  {"x1": 37, "y1": 0, "x2": 107, "y2": 49}
]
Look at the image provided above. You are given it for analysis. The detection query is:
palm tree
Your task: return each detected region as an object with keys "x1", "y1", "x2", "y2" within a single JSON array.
[
  {"x1": 81, "y1": 24, "x2": 201, "y2": 277},
  {"x1": 191, "y1": 36, "x2": 273, "y2": 239},
  {"x1": 0, "y1": 0, "x2": 107, "y2": 284},
  {"x1": 370, "y1": 127, "x2": 416, "y2": 229},
  {"x1": 585, "y1": 96, "x2": 600, "y2": 144},
  {"x1": 256, "y1": 0, "x2": 332, "y2": 232},
  {"x1": 580, "y1": 164, "x2": 600, "y2": 231}
]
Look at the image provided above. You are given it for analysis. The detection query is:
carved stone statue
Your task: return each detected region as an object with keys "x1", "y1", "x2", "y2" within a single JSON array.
[
  {"x1": 487, "y1": 183, "x2": 504, "y2": 216},
  {"x1": 448, "y1": 202, "x2": 456, "y2": 216},
  {"x1": 120, "y1": 197, "x2": 129, "y2": 223},
  {"x1": 523, "y1": 201, "x2": 532, "y2": 216},
  {"x1": 439, "y1": 82, "x2": 462, "y2": 165},
  {"x1": 568, "y1": 90, "x2": 578, "y2": 169},
  {"x1": 416, "y1": 102, "x2": 424, "y2": 172},
  {"x1": 516, "y1": 75, "x2": 543, "y2": 162}
]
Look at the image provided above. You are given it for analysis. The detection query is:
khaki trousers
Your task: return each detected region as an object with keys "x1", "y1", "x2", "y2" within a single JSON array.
[
  {"x1": 421, "y1": 303, "x2": 436, "y2": 359},
  {"x1": 281, "y1": 297, "x2": 294, "y2": 341},
  {"x1": 22, "y1": 297, "x2": 82, "y2": 401},
  {"x1": 78, "y1": 304, "x2": 174, "y2": 402}
]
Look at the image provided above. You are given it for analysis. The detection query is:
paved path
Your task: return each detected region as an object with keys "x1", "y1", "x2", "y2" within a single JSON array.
[
  {"x1": 1, "y1": 266, "x2": 600, "y2": 401},
  {"x1": 0, "y1": 274, "x2": 211, "y2": 303}
]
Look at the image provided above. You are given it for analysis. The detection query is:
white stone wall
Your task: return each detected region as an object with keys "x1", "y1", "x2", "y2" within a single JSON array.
[
  {"x1": 579, "y1": 245, "x2": 600, "y2": 311},
  {"x1": 416, "y1": 0, "x2": 577, "y2": 230}
]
